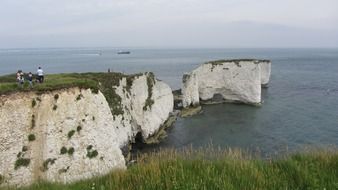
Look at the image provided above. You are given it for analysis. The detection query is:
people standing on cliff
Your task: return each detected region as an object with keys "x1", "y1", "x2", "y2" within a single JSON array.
[
  {"x1": 16, "y1": 70, "x2": 24, "y2": 87},
  {"x1": 37, "y1": 67, "x2": 44, "y2": 83},
  {"x1": 27, "y1": 72, "x2": 33, "y2": 88},
  {"x1": 16, "y1": 70, "x2": 21, "y2": 87}
]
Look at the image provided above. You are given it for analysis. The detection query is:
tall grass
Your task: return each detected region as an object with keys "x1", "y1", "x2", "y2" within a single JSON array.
[{"x1": 1, "y1": 147, "x2": 338, "y2": 190}]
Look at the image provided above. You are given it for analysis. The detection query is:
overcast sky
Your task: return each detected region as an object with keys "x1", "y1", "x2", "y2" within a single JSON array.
[{"x1": 1, "y1": 0, "x2": 337, "y2": 48}]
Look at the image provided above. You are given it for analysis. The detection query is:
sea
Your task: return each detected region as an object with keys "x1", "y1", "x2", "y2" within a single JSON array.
[{"x1": 1, "y1": 48, "x2": 337, "y2": 156}]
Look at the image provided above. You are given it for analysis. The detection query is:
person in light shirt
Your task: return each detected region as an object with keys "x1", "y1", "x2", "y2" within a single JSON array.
[{"x1": 37, "y1": 67, "x2": 44, "y2": 83}]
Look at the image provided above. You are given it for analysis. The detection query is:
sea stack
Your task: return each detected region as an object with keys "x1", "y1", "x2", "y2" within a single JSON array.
[{"x1": 182, "y1": 59, "x2": 271, "y2": 107}]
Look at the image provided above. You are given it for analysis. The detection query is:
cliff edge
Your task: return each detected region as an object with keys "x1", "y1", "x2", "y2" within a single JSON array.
[{"x1": 0, "y1": 72, "x2": 174, "y2": 186}]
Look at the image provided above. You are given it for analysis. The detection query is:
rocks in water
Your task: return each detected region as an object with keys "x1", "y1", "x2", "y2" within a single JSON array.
[
  {"x1": 182, "y1": 59, "x2": 271, "y2": 107},
  {"x1": 180, "y1": 106, "x2": 202, "y2": 118}
]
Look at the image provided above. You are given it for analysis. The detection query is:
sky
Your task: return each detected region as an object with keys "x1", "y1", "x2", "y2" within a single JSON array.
[{"x1": 0, "y1": 0, "x2": 337, "y2": 48}]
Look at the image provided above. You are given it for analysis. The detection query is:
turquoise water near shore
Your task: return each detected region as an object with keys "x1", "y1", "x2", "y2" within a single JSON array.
[{"x1": 1, "y1": 48, "x2": 337, "y2": 155}]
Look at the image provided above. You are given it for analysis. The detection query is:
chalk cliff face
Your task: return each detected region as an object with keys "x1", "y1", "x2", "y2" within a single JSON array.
[
  {"x1": 260, "y1": 60, "x2": 271, "y2": 87},
  {"x1": 182, "y1": 59, "x2": 271, "y2": 107},
  {"x1": 0, "y1": 73, "x2": 173, "y2": 186}
]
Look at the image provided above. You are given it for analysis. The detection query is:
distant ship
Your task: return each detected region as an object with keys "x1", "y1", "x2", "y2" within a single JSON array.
[{"x1": 117, "y1": 51, "x2": 131, "y2": 54}]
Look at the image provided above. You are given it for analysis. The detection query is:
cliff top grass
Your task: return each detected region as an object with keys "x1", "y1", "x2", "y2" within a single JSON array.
[
  {"x1": 206, "y1": 59, "x2": 271, "y2": 66},
  {"x1": 1, "y1": 147, "x2": 337, "y2": 190},
  {"x1": 0, "y1": 72, "x2": 151, "y2": 115},
  {"x1": 0, "y1": 72, "x2": 138, "y2": 95}
]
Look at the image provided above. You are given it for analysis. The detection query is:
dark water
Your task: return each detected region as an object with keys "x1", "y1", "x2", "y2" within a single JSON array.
[{"x1": 1, "y1": 48, "x2": 337, "y2": 155}]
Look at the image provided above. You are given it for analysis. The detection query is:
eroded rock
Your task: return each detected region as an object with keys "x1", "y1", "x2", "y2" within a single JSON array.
[{"x1": 182, "y1": 59, "x2": 271, "y2": 107}]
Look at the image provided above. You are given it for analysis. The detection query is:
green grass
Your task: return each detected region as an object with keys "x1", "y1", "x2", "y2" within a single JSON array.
[
  {"x1": 2, "y1": 147, "x2": 338, "y2": 190},
  {"x1": 0, "y1": 72, "x2": 148, "y2": 116}
]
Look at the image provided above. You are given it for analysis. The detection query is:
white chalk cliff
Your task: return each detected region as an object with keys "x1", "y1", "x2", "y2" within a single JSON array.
[
  {"x1": 0, "y1": 73, "x2": 174, "y2": 187},
  {"x1": 182, "y1": 59, "x2": 271, "y2": 107}
]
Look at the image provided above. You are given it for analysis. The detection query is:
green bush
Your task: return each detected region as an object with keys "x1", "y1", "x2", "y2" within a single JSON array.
[
  {"x1": 28, "y1": 134, "x2": 36, "y2": 142},
  {"x1": 0, "y1": 174, "x2": 4, "y2": 184},
  {"x1": 86, "y1": 150, "x2": 98, "y2": 159},
  {"x1": 86, "y1": 145, "x2": 98, "y2": 159},
  {"x1": 86, "y1": 145, "x2": 93, "y2": 151},
  {"x1": 60, "y1": 147, "x2": 67, "y2": 155},
  {"x1": 14, "y1": 158, "x2": 30, "y2": 170},
  {"x1": 143, "y1": 72, "x2": 155, "y2": 111},
  {"x1": 76, "y1": 94, "x2": 83, "y2": 101},
  {"x1": 31, "y1": 114, "x2": 36, "y2": 129},
  {"x1": 54, "y1": 94, "x2": 59, "y2": 101},
  {"x1": 68, "y1": 147, "x2": 75, "y2": 155},
  {"x1": 52, "y1": 105, "x2": 57, "y2": 111},
  {"x1": 67, "y1": 130, "x2": 76, "y2": 139},
  {"x1": 22, "y1": 146, "x2": 28, "y2": 152},
  {"x1": 42, "y1": 158, "x2": 57, "y2": 172},
  {"x1": 31, "y1": 99, "x2": 36, "y2": 107}
]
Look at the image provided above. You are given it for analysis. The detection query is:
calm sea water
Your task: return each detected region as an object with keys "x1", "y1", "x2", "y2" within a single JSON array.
[{"x1": 1, "y1": 48, "x2": 337, "y2": 155}]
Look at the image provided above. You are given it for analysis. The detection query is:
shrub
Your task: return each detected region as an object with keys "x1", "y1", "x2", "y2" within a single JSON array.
[
  {"x1": 31, "y1": 114, "x2": 36, "y2": 129},
  {"x1": 143, "y1": 72, "x2": 155, "y2": 111},
  {"x1": 42, "y1": 158, "x2": 57, "y2": 172},
  {"x1": 91, "y1": 88, "x2": 99, "y2": 94},
  {"x1": 76, "y1": 126, "x2": 82, "y2": 132},
  {"x1": 68, "y1": 147, "x2": 75, "y2": 155},
  {"x1": 87, "y1": 145, "x2": 93, "y2": 151},
  {"x1": 28, "y1": 134, "x2": 36, "y2": 141},
  {"x1": 60, "y1": 147, "x2": 67, "y2": 155},
  {"x1": 87, "y1": 150, "x2": 98, "y2": 159},
  {"x1": 58, "y1": 166, "x2": 70, "y2": 174},
  {"x1": 17, "y1": 152, "x2": 22, "y2": 158},
  {"x1": 92, "y1": 116, "x2": 95, "y2": 121},
  {"x1": 53, "y1": 105, "x2": 57, "y2": 110},
  {"x1": 0, "y1": 174, "x2": 3, "y2": 184},
  {"x1": 76, "y1": 94, "x2": 83, "y2": 101},
  {"x1": 86, "y1": 145, "x2": 98, "y2": 159},
  {"x1": 54, "y1": 94, "x2": 59, "y2": 101},
  {"x1": 68, "y1": 130, "x2": 76, "y2": 139},
  {"x1": 143, "y1": 99, "x2": 155, "y2": 111},
  {"x1": 22, "y1": 146, "x2": 28, "y2": 152},
  {"x1": 32, "y1": 99, "x2": 36, "y2": 107},
  {"x1": 14, "y1": 158, "x2": 30, "y2": 170}
]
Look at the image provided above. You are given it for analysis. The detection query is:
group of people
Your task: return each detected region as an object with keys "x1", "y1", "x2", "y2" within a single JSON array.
[{"x1": 16, "y1": 67, "x2": 44, "y2": 88}]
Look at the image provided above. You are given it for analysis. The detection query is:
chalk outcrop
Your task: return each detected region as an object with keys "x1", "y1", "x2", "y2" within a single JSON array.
[
  {"x1": 182, "y1": 59, "x2": 271, "y2": 107},
  {"x1": 0, "y1": 73, "x2": 174, "y2": 187}
]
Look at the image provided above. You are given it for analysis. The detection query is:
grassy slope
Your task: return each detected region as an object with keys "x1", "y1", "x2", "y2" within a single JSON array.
[
  {"x1": 1, "y1": 148, "x2": 337, "y2": 190},
  {"x1": 0, "y1": 73, "x2": 125, "y2": 95}
]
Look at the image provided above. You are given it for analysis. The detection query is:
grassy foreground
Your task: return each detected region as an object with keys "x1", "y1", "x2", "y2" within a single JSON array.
[{"x1": 1, "y1": 147, "x2": 337, "y2": 190}]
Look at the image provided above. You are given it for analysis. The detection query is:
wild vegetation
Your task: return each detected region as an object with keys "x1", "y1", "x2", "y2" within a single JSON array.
[
  {"x1": 1, "y1": 147, "x2": 337, "y2": 190},
  {"x1": 143, "y1": 72, "x2": 155, "y2": 111}
]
